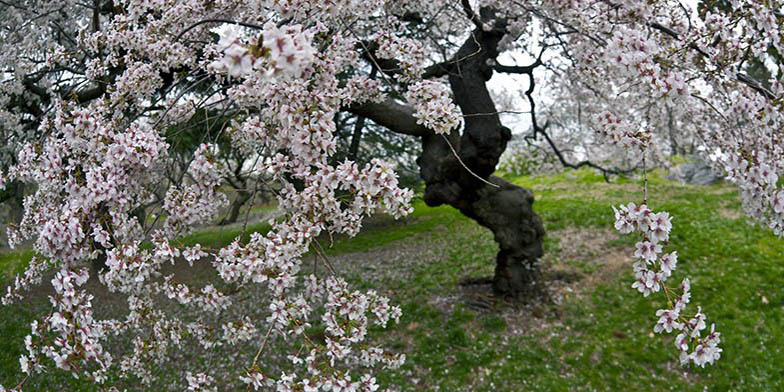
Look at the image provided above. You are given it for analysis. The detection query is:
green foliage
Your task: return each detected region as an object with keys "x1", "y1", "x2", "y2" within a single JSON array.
[
  {"x1": 361, "y1": 172, "x2": 784, "y2": 390},
  {"x1": 480, "y1": 314, "x2": 507, "y2": 333},
  {"x1": 178, "y1": 221, "x2": 272, "y2": 249},
  {"x1": 668, "y1": 154, "x2": 692, "y2": 165}
]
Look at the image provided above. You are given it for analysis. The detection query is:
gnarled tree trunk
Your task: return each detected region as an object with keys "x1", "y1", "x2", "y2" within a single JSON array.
[{"x1": 350, "y1": 20, "x2": 546, "y2": 297}]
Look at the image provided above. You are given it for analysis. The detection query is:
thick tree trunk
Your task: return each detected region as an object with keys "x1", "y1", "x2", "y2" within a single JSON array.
[
  {"x1": 464, "y1": 177, "x2": 544, "y2": 295},
  {"x1": 417, "y1": 132, "x2": 545, "y2": 298},
  {"x1": 417, "y1": 23, "x2": 545, "y2": 297},
  {"x1": 349, "y1": 17, "x2": 546, "y2": 297}
]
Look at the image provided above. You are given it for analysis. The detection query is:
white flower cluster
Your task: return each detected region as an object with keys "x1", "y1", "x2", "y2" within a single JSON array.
[
  {"x1": 2, "y1": 2, "x2": 422, "y2": 390},
  {"x1": 715, "y1": 148, "x2": 784, "y2": 236},
  {"x1": 374, "y1": 33, "x2": 426, "y2": 83},
  {"x1": 2, "y1": 256, "x2": 50, "y2": 305},
  {"x1": 613, "y1": 203, "x2": 722, "y2": 367},
  {"x1": 268, "y1": 0, "x2": 385, "y2": 20},
  {"x1": 162, "y1": 144, "x2": 229, "y2": 236},
  {"x1": 210, "y1": 24, "x2": 315, "y2": 80},
  {"x1": 604, "y1": 27, "x2": 689, "y2": 98},
  {"x1": 239, "y1": 275, "x2": 401, "y2": 391},
  {"x1": 405, "y1": 80, "x2": 462, "y2": 135},
  {"x1": 19, "y1": 268, "x2": 114, "y2": 382},
  {"x1": 594, "y1": 111, "x2": 651, "y2": 150},
  {"x1": 8, "y1": 104, "x2": 167, "y2": 258},
  {"x1": 342, "y1": 75, "x2": 386, "y2": 106},
  {"x1": 186, "y1": 371, "x2": 216, "y2": 392}
]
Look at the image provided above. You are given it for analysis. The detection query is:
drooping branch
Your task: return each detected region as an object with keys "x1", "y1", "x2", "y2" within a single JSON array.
[{"x1": 534, "y1": 121, "x2": 641, "y2": 181}]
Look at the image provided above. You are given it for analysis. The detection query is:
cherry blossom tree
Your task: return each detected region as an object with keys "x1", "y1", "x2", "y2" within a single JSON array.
[{"x1": 1, "y1": 0, "x2": 782, "y2": 389}]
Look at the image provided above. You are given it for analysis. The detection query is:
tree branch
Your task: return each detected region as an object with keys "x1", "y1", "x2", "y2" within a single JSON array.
[
  {"x1": 519, "y1": 56, "x2": 636, "y2": 181},
  {"x1": 493, "y1": 58, "x2": 542, "y2": 74},
  {"x1": 460, "y1": 0, "x2": 485, "y2": 31},
  {"x1": 493, "y1": 46, "x2": 545, "y2": 75},
  {"x1": 533, "y1": 121, "x2": 640, "y2": 181},
  {"x1": 345, "y1": 100, "x2": 430, "y2": 137}
]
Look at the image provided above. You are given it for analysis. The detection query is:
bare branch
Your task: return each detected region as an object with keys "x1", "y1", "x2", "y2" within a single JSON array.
[
  {"x1": 533, "y1": 120, "x2": 641, "y2": 181},
  {"x1": 518, "y1": 54, "x2": 637, "y2": 181},
  {"x1": 493, "y1": 58, "x2": 542, "y2": 74},
  {"x1": 493, "y1": 46, "x2": 545, "y2": 75},
  {"x1": 460, "y1": 0, "x2": 485, "y2": 31}
]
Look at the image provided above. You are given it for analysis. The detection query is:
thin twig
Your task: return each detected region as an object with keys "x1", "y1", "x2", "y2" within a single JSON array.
[
  {"x1": 462, "y1": 110, "x2": 531, "y2": 117},
  {"x1": 251, "y1": 323, "x2": 275, "y2": 368},
  {"x1": 642, "y1": 154, "x2": 648, "y2": 205},
  {"x1": 313, "y1": 239, "x2": 338, "y2": 275}
]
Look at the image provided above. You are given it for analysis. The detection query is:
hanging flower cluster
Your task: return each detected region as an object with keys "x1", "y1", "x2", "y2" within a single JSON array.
[{"x1": 613, "y1": 203, "x2": 722, "y2": 367}]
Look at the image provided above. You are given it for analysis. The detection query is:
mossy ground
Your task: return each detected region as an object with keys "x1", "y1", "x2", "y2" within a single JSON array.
[{"x1": 2, "y1": 169, "x2": 783, "y2": 390}]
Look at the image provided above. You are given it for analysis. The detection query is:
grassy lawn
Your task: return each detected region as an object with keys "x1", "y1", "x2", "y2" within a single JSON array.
[{"x1": 2, "y1": 168, "x2": 783, "y2": 390}]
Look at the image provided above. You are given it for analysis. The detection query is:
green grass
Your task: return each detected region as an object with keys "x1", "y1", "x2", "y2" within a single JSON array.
[
  {"x1": 0, "y1": 249, "x2": 34, "y2": 279},
  {"x1": 179, "y1": 221, "x2": 273, "y2": 249},
  {"x1": 318, "y1": 200, "x2": 464, "y2": 255},
  {"x1": 360, "y1": 169, "x2": 784, "y2": 390},
  {"x1": 3, "y1": 168, "x2": 784, "y2": 390}
]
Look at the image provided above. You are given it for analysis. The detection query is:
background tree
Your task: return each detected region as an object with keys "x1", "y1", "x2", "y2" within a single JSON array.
[{"x1": 165, "y1": 108, "x2": 272, "y2": 226}]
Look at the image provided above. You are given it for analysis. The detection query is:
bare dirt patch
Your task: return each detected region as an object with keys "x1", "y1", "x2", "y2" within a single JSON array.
[
  {"x1": 543, "y1": 227, "x2": 630, "y2": 298},
  {"x1": 717, "y1": 208, "x2": 742, "y2": 220}
]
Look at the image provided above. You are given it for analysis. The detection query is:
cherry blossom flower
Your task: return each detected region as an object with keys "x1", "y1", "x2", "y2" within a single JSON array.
[
  {"x1": 404, "y1": 80, "x2": 462, "y2": 135},
  {"x1": 654, "y1": 309, "x2": 682, "y2": 333},
  {"x1": 613, "y1": 204, "x2": 720, "y2": 366}
]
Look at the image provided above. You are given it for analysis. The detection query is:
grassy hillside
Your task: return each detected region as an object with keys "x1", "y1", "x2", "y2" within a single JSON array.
[{"x1": 1, "y1": 169, "x2": 783, "y2": 390}]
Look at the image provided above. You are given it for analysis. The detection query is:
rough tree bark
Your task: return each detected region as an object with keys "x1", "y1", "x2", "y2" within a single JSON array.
[{"x1": 349, "y1": 21, "x2": 546, "y2": 297}]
